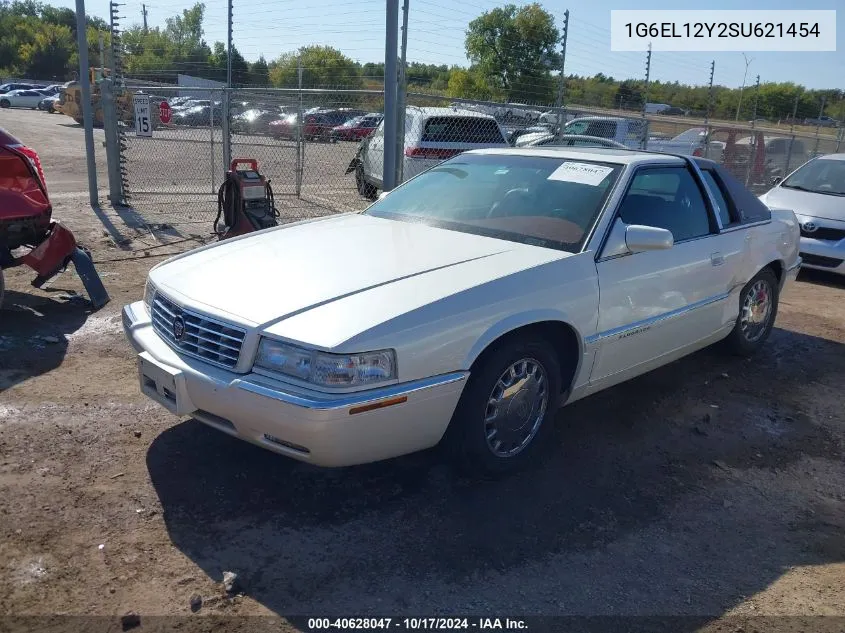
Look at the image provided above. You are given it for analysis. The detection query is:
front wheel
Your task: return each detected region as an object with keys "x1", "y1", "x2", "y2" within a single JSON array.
[
  {"x1": 0, "y1": 100, "x2": 10, "y2": 108},
  {"x1": 724, "y1": 268, "x2": 779, "y2": 356},
  {"x1": 442, "y1": 335, "x2": 562, "y2": 476}
]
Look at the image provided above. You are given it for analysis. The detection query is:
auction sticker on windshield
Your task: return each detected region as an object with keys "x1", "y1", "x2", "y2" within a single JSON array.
[{"x1": 548, "y1": 162, "x2": 614, "y2": 186}]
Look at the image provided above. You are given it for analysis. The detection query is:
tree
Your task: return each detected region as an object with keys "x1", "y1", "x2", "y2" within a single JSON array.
[
  {"x1": 465, "y1": 3, "x2": 560, "y2": 103},
  {"x1": 446, "y1": 68, "x2": 492, "y2": 100},
  {"x1": 18, "y1": 22, "x2": 73, "y2": 77},
  {"x1": 248, "y1": 55, "x2": 269, "y2": 86},
  {"x1": 268, "y1": 45, "x2": 361, "y2": 89}
]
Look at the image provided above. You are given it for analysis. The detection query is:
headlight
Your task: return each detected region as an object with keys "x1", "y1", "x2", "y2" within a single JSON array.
[
  {"x1": 255, "y1": 339, "x2": 396, "y2": 387},
  {"x1": 143, "y1": 279, "x2": 156, "y2": 314}
]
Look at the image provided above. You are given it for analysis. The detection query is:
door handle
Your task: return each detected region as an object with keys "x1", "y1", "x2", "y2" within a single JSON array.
[{"x1": 711, "y1": 252, "x2": 724, "y2": 266}]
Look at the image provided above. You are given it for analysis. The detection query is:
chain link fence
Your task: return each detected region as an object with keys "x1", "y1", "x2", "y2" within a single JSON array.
[{"x1": 108, "y1": 82, "x2": 844, "y2": 234}]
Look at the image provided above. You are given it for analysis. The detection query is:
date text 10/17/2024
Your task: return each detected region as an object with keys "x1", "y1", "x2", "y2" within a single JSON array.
[{"x1": 306, "y1": 618, "x2": 529, "y2": 630}]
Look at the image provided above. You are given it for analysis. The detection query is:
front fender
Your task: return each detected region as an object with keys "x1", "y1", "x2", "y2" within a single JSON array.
[{"x1": 464, "y1": 309, "x2": 585, "y2": 370}]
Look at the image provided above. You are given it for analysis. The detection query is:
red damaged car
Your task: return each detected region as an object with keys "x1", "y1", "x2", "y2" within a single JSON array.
[
  {"x1": 329, "y1": 113, "x2": 384, "y2": 142},
  {"x1": 0, "y1": 127, "x2": 108, "y2": 308}
]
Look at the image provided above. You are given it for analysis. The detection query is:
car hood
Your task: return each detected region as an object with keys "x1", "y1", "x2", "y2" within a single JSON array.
[
  {"x1": 760, "y1": 186, "x2": 845, "y2": 222},
  {"x1": 149, "y1": 213, "x2": 568, "y2": 334}
]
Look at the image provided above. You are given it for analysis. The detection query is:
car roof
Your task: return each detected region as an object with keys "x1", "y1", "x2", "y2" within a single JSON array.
[
  {"x1": 813, "y1": 153, "x2": 845, "y2": 161},
  {"x1": 407, "y1": 106, "x2": 497, "y2": 120},
  {"x1": 567, "y1": 116, "x2": 630, "y2": 122},
  {"x1": 466, "y1": 146, "x2": 688, "y2": 165}
]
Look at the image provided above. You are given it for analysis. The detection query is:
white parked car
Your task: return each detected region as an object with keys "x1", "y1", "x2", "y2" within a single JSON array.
[
  {"x1": 759, "y1": 153, "x2": 845, "y2": 275},
  {"x1": 0, "y1": 89, "x2": 49, "y2": 109},
  {"x1": 349, "y1": 106, "x2": 509, "y2": 198},
  {"x1": 124, "y1": 148, "x2": 801, "y2": 474}
]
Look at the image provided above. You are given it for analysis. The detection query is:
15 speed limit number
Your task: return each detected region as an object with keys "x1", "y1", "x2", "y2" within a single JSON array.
[{"x1": 133, "y1": 94, "x2": 152, "y2": 137}]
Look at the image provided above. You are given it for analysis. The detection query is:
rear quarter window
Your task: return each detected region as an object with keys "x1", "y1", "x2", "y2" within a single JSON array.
[{"x1": 422, "y1": 117, "x2": 505, "y2": 144}]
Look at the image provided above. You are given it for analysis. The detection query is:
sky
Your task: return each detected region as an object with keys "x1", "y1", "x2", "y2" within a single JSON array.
[{"x1": 56, "y1": 0, "x2": 843, "y2": 90}]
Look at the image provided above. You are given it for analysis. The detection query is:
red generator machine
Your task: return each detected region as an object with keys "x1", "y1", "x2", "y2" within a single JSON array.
[
  {"x1": 0, "y1": 127, "x2": 109, "y2": 310},
  {"x1": 214, "y1": 158, "x2": 279, "y2": 240}
]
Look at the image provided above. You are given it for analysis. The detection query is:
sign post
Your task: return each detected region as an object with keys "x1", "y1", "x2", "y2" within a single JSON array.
[{"x1": 133, "y1": 94, "x2": 152, "y2": 137}]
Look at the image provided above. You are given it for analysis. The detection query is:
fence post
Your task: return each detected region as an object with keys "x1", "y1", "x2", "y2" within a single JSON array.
[
  {"x1": 395, "y1": 0, "x2": 409, "y2": 185},
  {"x1": 555, "y1": 9, "x2": 569, "y2": 140},
  {"x1": 703, "y1": 60, "x2": 715, "y2": 159},
  {"x1": 75, "y1": 0, "x2": 98, "y2": 207},
  {"x1": 784, "y1": 135, "x2": 795, "y2": 178},
  {"x1": 222, "y1": 0, "x2": 232, "y2": 171},
  {"x1": 222, "y1": 89, "x2": 231, "y2": 172},
  {"x1": 744, "y1": 74, "x2": 760, "y2": 186},
  {"x1": 837, "y1": 126, "x2": 843, "y2": 153},
  {"x1": 100, "y1": 78, "x2": 124, "y2": 206},
  {"x1": 209, "y1": 99, "x2": 216, "y2": 194},
  {"x1": 640, "y1": 43, "x2": 652, "y2": 150},
  {"x1": 295, "y1": 57, "x2": 303, "y2": 198},
  {"x1": 382, "y1": 0, "x2": 399, "y2": 192}
]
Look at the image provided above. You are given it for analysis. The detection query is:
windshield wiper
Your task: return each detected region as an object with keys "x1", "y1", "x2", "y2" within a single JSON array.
[{"x1": 781, "y1": 183, "x2": 845, "y2": 196}]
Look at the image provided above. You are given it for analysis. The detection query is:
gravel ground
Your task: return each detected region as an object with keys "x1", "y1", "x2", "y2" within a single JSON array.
[{"x1": 0, "y1": 109, "x2": 844, "y2": 631}]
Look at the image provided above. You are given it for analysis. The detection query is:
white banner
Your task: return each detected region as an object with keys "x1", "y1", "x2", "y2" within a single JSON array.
[{"x1": 610, "y1": 10, "x2": 836, "y2": 52}]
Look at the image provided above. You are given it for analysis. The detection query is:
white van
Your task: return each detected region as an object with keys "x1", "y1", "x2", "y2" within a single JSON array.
[{"x1": 351, "y1": 106, "x2": 509, "y2": 198}]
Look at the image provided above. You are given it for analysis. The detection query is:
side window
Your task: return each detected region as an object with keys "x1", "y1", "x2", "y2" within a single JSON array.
[
  {"x1": 618, "y1": 167, "x2": 713, "y2": 242},
  {"x1": 584, "y1": 120, "x2": 617, "y2": 139},
  {"x1": 700, "y1": 169, "x2": 735, "y2": 227}
]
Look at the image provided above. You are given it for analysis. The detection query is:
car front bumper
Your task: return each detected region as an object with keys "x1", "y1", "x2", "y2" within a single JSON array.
[
  {"x1": 798, "y1": 237, "x2": 845, "y2": 275},
  {"x1": 122, "y1": 301, "x2": 468, "y2": 467}
]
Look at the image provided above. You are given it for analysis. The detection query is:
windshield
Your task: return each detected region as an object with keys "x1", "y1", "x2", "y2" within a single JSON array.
[
  {"x1": 364, "y1": 153, "x2": 622, "y2": 252},
  {"x1": 781, "y1": 158, "x2": 845, "y2": 196}
]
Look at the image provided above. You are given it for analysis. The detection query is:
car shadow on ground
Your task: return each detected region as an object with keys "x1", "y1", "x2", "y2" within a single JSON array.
[
  {"x1": 798, "y1": 268, "x2": 845, "y2": 290},
  {"x1": 0, "y1": 288, "x2": 93, "y2": 392},
  {"x1": 146, "y1": 327, "x2": 845, "y2": 623}
]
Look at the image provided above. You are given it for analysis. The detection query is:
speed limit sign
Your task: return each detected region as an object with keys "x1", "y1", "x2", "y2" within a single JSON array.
[{"x1": 133, "y1": 94, "x2": 152, "y2": 137}]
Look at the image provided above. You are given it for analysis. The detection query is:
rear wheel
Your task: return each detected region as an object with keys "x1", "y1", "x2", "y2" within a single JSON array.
[
  {"x1": 355, "y1": 164, "x2": 377, "y2": 200},
  {"x1": 724, "y1": 268, "x2": 779, "y2": 356},
  {"x1": 443, "y1": 335, "x2": 563, "y2": 476}
]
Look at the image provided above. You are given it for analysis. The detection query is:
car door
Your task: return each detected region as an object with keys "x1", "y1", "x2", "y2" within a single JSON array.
[
  {"x1": 24, "y1": 91, "x2": 42, "y2": 107},
  {"x1": 589, "y1": 164, "x2": 732, "y2": 388},
  {"x1": 363, "y1": 119, "x2": 385, "y2": 187}
]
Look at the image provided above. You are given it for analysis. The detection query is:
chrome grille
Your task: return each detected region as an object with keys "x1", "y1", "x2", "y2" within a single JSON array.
[
  {"x1": 800, "y1": 226, "x2": 845, "y2": 242},
  {"x1": 151, "y1": 293, "x2": 246, "y2": 369}
]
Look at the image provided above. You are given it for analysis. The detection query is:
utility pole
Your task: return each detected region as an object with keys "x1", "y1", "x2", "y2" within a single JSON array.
[
  {"x1": 395, "y1": 0, "x2": 409, "y2": 185},
  {"x1": 382, "y1": 0, "x2": 399, "y2": 192},
  {"x1": 735, "y1": 52, "x2": 753, "y2": 121},
  {"x1": 640, "y1": 42, "x2": 651, "y2": 150},
  {"x1": 142, "y1": 3, "x2": 148, "y2": 31},
  {"x1": 75, "y1": 0, "x2": 98, "y2": 207}
]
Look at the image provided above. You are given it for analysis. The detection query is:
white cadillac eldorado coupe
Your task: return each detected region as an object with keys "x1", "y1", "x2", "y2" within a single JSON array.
[{"x1": 123, "y1": 148, "x2": 801, "y2": 474}]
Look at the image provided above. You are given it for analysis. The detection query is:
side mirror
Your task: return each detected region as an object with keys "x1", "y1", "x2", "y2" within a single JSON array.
[
  {"x1": 771, "y1": 176, "x2": 783, "y2": 186},
  {"x1": 625, "y1": 225, "x2": 674, "y2": 252}
]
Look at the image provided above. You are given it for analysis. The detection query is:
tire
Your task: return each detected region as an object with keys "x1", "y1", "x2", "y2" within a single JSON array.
[
  {"x1": 442, "y1": 335, "x2": 563, "y2": 476},
  {"x1": 355, "y1": 164, "x2": 377, "y2": 200},
  {"x1": 724, "y1": 267, "x2": 779, "y2": 356},
  {"x1": 0, "y1": 100, "x2": 10, "y2": 108}
]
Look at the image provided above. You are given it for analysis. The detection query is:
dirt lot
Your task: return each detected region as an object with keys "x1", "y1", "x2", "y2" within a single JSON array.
[{"x1": 1, "y1": 108, "x2": 844, "y2": 631}]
